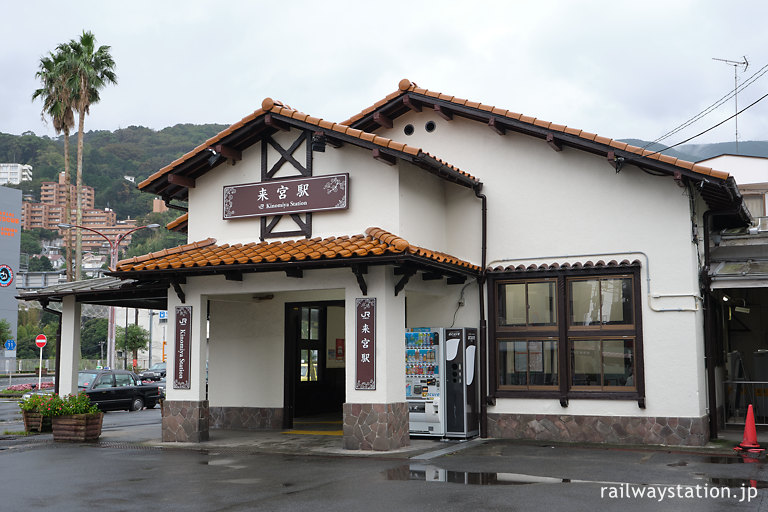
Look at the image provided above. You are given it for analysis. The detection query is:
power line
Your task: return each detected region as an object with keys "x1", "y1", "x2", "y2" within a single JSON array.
[
  {"x1": 644, "y1": 90, "x2": 768, "y2": 157},
  {"x1": 643, "y1": 61, "x2": 768, "y2": 149}
]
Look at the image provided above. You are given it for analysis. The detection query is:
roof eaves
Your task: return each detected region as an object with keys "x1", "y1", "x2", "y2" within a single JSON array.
[
  {"x1": 346, "y1": 79, "x2": 733, "y2": 184},
  {"x1": 138, "y1": 109, "x2": 266, "y2": 190}
]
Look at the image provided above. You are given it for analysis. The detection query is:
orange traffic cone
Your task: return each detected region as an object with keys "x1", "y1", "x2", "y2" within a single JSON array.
[{"x1": 735, "y1": 404, "x2": 763, "y2": 451}]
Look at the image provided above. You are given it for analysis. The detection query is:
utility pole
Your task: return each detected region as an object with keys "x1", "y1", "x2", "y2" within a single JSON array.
[{"x1": 713, "y1": 56, "x2": 749, "y2": 153}]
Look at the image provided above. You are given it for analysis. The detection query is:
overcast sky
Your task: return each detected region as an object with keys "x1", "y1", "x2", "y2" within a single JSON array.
[{"x1": 4, "y1": 0, "x2": 768, "y2": 150}]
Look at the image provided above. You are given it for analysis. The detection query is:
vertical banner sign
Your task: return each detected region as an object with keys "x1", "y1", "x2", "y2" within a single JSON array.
[
  {"x1": 174, "y1": 306, "x2": 192, "y2": 389},
  {"x1": 355, "y1": 298, "x2": 376, "y2": 390}
]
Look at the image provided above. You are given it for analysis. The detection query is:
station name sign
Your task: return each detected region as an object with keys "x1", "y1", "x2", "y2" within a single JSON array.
[
  {"x1": 223, "y1": 174, "x2": 348, "y2": 219},
  {"x1": 174, "y1": 306, "x2": 192, "y2": 390}
]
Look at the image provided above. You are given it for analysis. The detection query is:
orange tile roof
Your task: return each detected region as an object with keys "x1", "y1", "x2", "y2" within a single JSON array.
[
  {"x1": 166, "y1": 213, "x2": 188, "y2": 232},
  {"x1": 139, "y1": 98, "x2": 478, "y2": 191},
  {"x1": 115, "y1": 227, "x2": 480, "y2": 273},
  {"x1": 341, "y1": 79, "x2": 731, "y2": 181}
]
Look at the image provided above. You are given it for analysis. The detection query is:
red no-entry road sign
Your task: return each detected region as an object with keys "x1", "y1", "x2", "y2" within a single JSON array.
[{"x1": 35, "y1": 334, "x2": 47, "y2": 348}]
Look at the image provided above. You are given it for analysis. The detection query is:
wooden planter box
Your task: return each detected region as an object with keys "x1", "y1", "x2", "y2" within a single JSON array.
[
  {"x1": 22, "y1": 411, "x2": 52, "y2": 433},
  {"x1": 51, "y1": 413, "x2": 103, "y2": 442}
]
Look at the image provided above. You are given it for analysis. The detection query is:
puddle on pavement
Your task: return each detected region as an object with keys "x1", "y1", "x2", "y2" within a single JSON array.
[
  {"x1": 710, "y1": 478, "x2": 768, "y2": 489},
  {"x1": 385, "y1": 464, "x2": 570, "y2": 486},
  {"x1": 387, "y1": 463, "x2": 768, "y2": 490}
]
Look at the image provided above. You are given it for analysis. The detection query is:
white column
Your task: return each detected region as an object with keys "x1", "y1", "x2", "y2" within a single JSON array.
[
  {"x1": 59, "y1": 296, "x2": 81, "y2": 395},
  {"x1": 345, "y1": 266, "x2": 405, "y2": 404}
]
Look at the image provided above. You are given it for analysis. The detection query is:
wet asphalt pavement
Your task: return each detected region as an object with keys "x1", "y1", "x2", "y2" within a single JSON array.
[{"x1": 2, "y1": 400, "x2": 768, "y2": 511}]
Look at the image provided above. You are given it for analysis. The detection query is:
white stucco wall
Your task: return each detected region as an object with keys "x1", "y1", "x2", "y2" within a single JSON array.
[
  {"x1": 188, "y1": 131, "x2": 409, "y2": 245},
  {"x1": 379, "y1": 110, "x2": 708, "y2": 419}
]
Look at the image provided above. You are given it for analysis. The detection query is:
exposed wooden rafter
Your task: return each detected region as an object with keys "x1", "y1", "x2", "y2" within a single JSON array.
[
  {"x1": 372, "y1": 148, "x2": 396, "y2": 166},
  {"x1": 434, "y1": 104, "x2": 453, "y2": 121},
  {"x1": 403, "y1": 96, "x2": 422, "y2": 112},
  {"x1": 285, "y1": 268, "x2": 303, "y2": 278},
  {"x1": 213, "y1": 144, "x2": 242, "y2": 164},
  {"x1": 172, "y1": 281, "x2": 186, "y2": 304},
  {"x1": 224, "y1": 271, "x2": 243, "y2": 281},
  {"x1": 488, "y1": 118, "x2": 505, "y2": 135},
  {"x1": 352, "y1": 264, "x2": 368, "y2": 296},
  {"x1": 168, "y1": 174, "x2": 196, "y2": 188},
  {"x1": 673, "y1": 171, "x2": 686, "y2": 188},
  {"x1": 546, "y1": 133, "x2": 562, "y2": 152},
  {"x1": 265, "y1": 114, "x2": 289, "y2": 131},
  {"x1": 394, "y1": 267, "x2": 417, "y2": 296},
  {"x1": 373, "y1": 112, "x2": 393, "y2": 129}
]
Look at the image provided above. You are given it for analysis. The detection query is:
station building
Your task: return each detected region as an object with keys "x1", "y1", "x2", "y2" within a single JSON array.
[{"x1": 24, "y1": 79, "x2": 751, "y2": 450}]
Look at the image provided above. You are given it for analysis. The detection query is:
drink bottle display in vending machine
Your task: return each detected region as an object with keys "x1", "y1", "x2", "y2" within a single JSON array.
[{"x1": 405, "y1": 328, "x2": 444, "y2": 436}]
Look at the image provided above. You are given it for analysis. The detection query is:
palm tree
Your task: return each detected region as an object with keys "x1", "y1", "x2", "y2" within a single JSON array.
[
  {"x1": 32, "y1": 51, "x2": 76, "y2": 281},
  {"x1": 59, "y1": 31, "x2": 117, "y2": 280}
]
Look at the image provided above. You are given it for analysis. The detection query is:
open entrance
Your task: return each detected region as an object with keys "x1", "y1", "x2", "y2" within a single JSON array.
[
  {"x1": 715, "y1": 288, "x2": 768, "y2": 426},
  {"x1": 284, "y1": 301, "x2": 345, "y2": 428}
]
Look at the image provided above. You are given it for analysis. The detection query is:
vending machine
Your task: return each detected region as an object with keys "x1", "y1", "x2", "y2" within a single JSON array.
[
  {"x1": 405, "y1": 327, "x2": 479, "y2": 438},
  {"x1": 405, "y1": 328, "x2": 444, "y2": 436}
]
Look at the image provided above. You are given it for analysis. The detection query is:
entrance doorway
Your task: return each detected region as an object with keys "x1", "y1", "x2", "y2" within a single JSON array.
[{"x1": 284, "y1": 301, "x2": 345, "y2": 427}]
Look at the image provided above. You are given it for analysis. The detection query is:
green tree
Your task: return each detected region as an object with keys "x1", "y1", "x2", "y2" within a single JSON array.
[
  {"x1": 16, "y1": 308, "x2": 59, "y2": 360},
  {"x1": 80, "y1": 317, "x2": 108, "y2": 359},
  {"x1": 0, "y1": 319, "x2": 12, "y2": 345},
  {"x1": 117, "y1": 324, "x2": 149, "y2": 369},
  {"x1": 20, "y1": 231, "x2": 42, "y2": 255},
  {"x1": 126, "y1": 211, "x2": 187, "y2": 259},
  {"x1": 59, "y1": 31, "x2": 117, "y2": 280},
  {"x1": 33, "y1": 49, "x2": 76, "y2": 281},
  {"x1": 28, "y1": 256, "x2": 54, "y2": 271}
]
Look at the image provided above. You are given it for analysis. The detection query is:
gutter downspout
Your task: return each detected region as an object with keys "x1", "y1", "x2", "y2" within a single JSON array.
[
  {"x1": 41, "y1": 301, "x2": 63, "y2": 396},
  {"x1": 474, "y1": 184, "x2": 489, "y2": 438}
]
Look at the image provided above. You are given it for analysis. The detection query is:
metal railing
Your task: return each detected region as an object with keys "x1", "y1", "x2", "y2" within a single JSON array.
[
  {"x1": 723, "y1": 380, "x2": 768, "y2": 426},
  {"x1": 6, "y1": 358, "x2": 152, "y2": 373}
]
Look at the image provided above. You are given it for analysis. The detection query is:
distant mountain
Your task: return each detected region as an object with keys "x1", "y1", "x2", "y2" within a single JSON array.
[
  {"x1": 619, "y1": 139, "x2": 768, "y2": 163},
  {"x1": 0, "y1": 124, "x2": 227, "y2": 220},
  {"x1": 1, "y1": 125, "x2": 765, "y2": 222}
]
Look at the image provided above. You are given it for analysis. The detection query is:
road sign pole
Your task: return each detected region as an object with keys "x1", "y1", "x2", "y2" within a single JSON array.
[
  {"x1": 34, "y1": 334, "x2": 47, "y2": 390},
  {"x1": 38, "y1": 346, "x2": 43, "y2": 390}
]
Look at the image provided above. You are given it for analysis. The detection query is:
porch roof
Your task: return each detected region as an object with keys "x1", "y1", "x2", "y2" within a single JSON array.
[
  {"x1": 16, "y1": 276, "x2": 169, "y2": 309},
  {"x1": 111, "y1": 227, "x2": 480, "y2": 290}
]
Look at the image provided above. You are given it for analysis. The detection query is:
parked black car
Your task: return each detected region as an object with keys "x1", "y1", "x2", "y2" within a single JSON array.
[
  {"x1": 139, "y1": 361, "x2": 166, "y2": 381},
  {"x1": 78, "y1": 369, "x2": 161, "y2": 411}
]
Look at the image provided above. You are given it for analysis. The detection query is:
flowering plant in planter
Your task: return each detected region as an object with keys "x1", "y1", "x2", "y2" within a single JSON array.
[
  {"x1": 60, "y1": 392, "x2": 100, "y2": 415},
  {"x1": 35, "y1": 393, "x2": 100, "y2": 417},
  {"x1": 18, "y1": 394, "x2": 53, "y2": 433},
  {"x1": 18, "y1": 393, "x2": 47, "y2": 413}
]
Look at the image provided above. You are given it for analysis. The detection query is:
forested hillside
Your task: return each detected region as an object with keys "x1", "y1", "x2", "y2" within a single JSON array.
[{"x1": 0, "y1": 123, "x2": 226, "y2": 220}]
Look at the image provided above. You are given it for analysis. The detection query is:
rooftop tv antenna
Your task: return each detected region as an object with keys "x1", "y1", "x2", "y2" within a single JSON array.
[{"x1": 713, "y1": 56, "x2": 749, "y2": 153}]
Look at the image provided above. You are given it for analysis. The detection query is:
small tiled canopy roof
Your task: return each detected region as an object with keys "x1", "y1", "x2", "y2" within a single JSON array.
[
  {"x1": 138, "y1": 98, "x2": 480, "y2": 205},
  {"x1": 488, "y1": 259, "x2": 641, "y2": 273},
  {"x1": 113, "y1": 227, "x2": 479, "y2": 278},
  {"x1": 343, "y1": 79, "x2": 750, "y2": 227}
]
